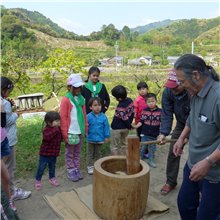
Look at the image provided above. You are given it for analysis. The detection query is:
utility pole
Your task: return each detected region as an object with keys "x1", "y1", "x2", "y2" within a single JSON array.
[
  {"x1": 114, "y1": 41, "x2": 119, "y2": 72},
  {"x1": 191, "y1": 42, "x2": 194, "y2": 54}
]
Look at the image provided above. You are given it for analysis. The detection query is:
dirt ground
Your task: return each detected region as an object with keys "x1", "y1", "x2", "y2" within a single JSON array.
[{"x1": 14, "y1": 142, "x2": 188, "y2": 220}]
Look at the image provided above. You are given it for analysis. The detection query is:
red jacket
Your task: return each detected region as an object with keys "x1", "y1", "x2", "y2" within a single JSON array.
[
  {"x1": 39, "y1": 126, "x2": 62, "y2": 157},
  {"x1": 134, "y1": 95, "x2": 147, "y2": 124},
  {"x1": 60, "y1": 96, "x2": 88, "y2": 141}
]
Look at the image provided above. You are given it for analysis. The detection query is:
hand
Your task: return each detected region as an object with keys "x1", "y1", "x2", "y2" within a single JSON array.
[
  {"x1": 157, "y1": 134, "x2": 166, "y2": 145},
  {"x1": 104, "y1": 138, "x2": 109, "y2": 144},
  {"x1": 64, "y1": 138, "x2": 70, "y2": 145},
  {"x1": 173, "y1": 138, "x2": 185, "y2": 156},
  {"x1": 189, "y1": 159, "x2": 210, "y2": 181}
]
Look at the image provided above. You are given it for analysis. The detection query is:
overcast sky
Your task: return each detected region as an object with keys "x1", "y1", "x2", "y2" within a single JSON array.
[{"x1": 2, "y1": 0, "x2": 219, "y2": 35}]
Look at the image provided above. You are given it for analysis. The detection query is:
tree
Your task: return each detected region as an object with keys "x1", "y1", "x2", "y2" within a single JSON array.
[{"x1": 41, "y1": 48, "x2": 86, "y2": 100}]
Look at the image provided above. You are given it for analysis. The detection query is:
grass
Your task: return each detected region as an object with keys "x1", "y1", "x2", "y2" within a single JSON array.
[{"x1": 16, "y1": 116, "x2": 111, "y2": 178}]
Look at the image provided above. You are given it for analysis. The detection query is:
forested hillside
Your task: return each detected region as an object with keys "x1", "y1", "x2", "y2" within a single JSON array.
[{"x1": 1, "y1": 5, "x2": 219, "y2": 96}]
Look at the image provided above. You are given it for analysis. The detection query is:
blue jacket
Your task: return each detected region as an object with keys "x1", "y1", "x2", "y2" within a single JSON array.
[
  {"x1": 160, "y1": 88, "x2": 190, "y2": 136},
  {"x1": 87, "y1": 112, "x2": 110, "y2": 143}
]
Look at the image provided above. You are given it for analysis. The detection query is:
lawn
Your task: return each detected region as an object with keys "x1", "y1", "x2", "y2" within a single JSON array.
[{"x1": 15, "y1": 116, "x2": 111, "y2": 178}]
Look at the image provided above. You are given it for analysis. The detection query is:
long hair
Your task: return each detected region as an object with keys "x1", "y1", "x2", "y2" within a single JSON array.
[{"x1": 174, "y1": 54, "x2": 219, "y2": 82}]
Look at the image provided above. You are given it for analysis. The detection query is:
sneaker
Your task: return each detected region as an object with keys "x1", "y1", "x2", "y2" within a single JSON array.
[
  {"x1": 147, "y1": 158, "x2": 157, "y2": 168},
  {"x1": 35, "y1": 180, "x2": 42, "y2": 191},
  {"x1": 87, "y1": 166, "x2": 94, "y2": 175},
  {"x1": 49, "y1": 177, "x2": 60, "y2": 187},
  {"x1": 76, "y1": 169, "x2": 83, "y2": 180},
  {"x1": 67, "y1": 169, "x2": 79, "y2": 182},
  {"x1": 12, "y1": 187, "x2": 31, "y2": 200},
  {"x1": 9, "y1": 199, "x2": 17, "y2": 212}
]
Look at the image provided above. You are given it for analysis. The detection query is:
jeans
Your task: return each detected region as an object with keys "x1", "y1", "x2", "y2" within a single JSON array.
[
  {"x1": 166, "y1": 124, "x2": 184, "y2": 186},
  {"x1": 140, "y1": 135, "x2": 156, "y2": 160},
  {"x1": 178, "y1": 163, "x2": 220, "y2": 220},
  {"x1": 35, "y1": 155, "x2": 57, "y2": 181}
]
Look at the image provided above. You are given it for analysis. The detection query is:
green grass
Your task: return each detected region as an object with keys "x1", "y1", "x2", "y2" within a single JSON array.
[{"x1": 16, "y1": 116, "x2": 111, "y2": 178}]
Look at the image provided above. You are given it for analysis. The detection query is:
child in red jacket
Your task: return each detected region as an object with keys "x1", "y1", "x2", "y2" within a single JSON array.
[
  {"x1": 60, "y1": 74, "x2": 88, "y2": 182},
  {"x1": 35, "y1": 111, "x2": 62, "y2": 191}
]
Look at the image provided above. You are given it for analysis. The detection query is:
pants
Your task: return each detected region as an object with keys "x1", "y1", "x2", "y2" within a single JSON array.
[
  {"x1": 4, "y1": 146, "x2": 16, "y2": 194},
  {"x1": 35, "y1": 155, "x2": 57, "y2": 181},
  {"x1": 166, "y1": 125, "x2": 184, "y2": 186},
  {"x1": 87, "y1": 143, "x2": 102, "y2": 167},
  {"x1": 178, "y1": 163, "x2": 220, "y2": 220},
  {"x1": 65, "y1": 135, "x2": 82, "y2": 171},
  {"x1": 140, "y1": 135, "x2": 156, "y2": 159},
  {"x1": 110, "y1": 129, "x2": 129, "y2": 155},
  {"x1": 1, "y1": 189, "x2": 20, "y2": 220}
]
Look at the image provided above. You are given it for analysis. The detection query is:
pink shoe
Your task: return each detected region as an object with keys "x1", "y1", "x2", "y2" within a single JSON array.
[
  {"x1": 49, "y1": 177, "x2": 60, "y2": 187},
  {"x1": 35, "y1": 180, "x2": 42, "y2": 191}
]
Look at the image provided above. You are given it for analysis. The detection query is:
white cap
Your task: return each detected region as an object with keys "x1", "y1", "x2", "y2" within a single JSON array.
[{"x1": 66, "y1": 74, "x2": 84, "y2": 87}]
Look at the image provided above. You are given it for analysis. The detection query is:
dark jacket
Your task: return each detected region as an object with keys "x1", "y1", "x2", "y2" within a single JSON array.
[
  {"x1": 160, "y1": 88, "x2": 190, "y2": 136},
  {"x1": 140, "y1": 107, "x2": 162, "y2": 138},
  {"x1": 81, "y1": 84, "x2": 110, "y2": 114},
  {"x1": 111, "y1": 97, "x2": 134, "y2": 130}
]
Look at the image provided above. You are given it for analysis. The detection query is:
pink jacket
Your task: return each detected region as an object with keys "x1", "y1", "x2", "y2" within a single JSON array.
[
  {"x1": 134, "y1": 95, "x2": 147, "y2": 124},
  {"x1": 60, "y1": 97, "x2": 88, "y2": 141}
]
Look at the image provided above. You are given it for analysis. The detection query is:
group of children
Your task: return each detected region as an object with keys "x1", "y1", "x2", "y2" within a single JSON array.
[{"x1": 1, "y1": 67, "x2": 162, "y2": 197}]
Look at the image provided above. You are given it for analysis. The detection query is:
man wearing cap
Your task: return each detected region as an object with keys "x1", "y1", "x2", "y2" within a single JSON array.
[{"x1": 158, "y1": 69, "x2": 191, "y2": 195}]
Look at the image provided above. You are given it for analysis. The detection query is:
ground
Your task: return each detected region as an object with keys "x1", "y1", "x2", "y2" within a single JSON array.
[{"x1": 15, "y1": 143, "x2": 188, "y2": 220}]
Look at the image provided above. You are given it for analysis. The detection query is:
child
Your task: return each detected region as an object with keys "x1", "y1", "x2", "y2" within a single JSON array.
[
  {"x1": 86, "y1": 97, "x2": 110, "y2": 174},
  {"x1": 134, "y1": 82, "x2": 148, "y2": 139},
  {"x1": 110, "y1": 85, "x2": 134, "y2": 155},
  {"x1": 81, "y1": 66, "x2": 110, "y2": 114},
  {"x1": 35, "y1": 111, "x2": 62, "y2": 191},
  {"x1": 134, "y1": 93, "x2": 161, "y2": 168},
  {"x1": 60, "y1": 74, "x2": 88, "y2": 182},
  {"x1": 1, "y1": 76, "x2": 31, "y2": 211}
]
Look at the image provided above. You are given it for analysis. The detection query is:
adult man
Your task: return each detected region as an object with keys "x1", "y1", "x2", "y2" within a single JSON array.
[
  {"x1": 158, "y1": 69, "x2": 190, "y2": 195},
  {"x1": 173, "y1": 54, "x2": 220, "y2": 220}
]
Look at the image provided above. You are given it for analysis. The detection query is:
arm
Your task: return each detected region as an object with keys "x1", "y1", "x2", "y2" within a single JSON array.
[
  {"x1": 133, "y1": 122, "x2": 142, "y2": 129},
  {"x1": 103, "y1": 114, "x2": 110, "y2": 139},
  {"x1": 82, "y1": 105, "x2": 88, "y2": 136},
  {"x1": 4, "y1": 100, "x2": 18, "y2": 127},
  {"x1": 159, "y1": 89, "x2": 174, "y2": 136},
  {"x1": 102, "y1": 84, "x2": 110, "y2": 112},
  {"x1": 60, "y1": 97, "x2": 69, "y2": 142},
  {"x1": 189, "y1": 148, "x2": 220, "y2": 182},
  {"x1": 173, "y1": 125, "x2": 191, "y2": 156}
]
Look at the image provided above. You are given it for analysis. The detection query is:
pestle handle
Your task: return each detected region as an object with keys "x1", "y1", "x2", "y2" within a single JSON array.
[{"x1": 141, "y1": 138, "x2": 177, "y2": 145}]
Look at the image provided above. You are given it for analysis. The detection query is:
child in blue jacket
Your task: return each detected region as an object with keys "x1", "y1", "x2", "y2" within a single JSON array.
[{"x1": 86, "y1": 97, "x2": 110, "y2": 174}]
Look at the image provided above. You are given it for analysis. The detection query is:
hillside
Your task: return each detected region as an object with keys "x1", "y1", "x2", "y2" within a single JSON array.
[
  {"x1": 154, "y1": 17, "x2": 220, "y2": 41},
  {"x1": 31, "y1": 28, "x2": 107, "y2": 49},
  {"x1": 2, "y1": 7, "x2": 78, "y2": 39},
  {"x1": 131, "y1": 19, "x2": 176, "y2": 34}
]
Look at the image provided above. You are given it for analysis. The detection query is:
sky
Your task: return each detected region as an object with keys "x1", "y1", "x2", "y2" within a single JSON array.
[{"x1": 2, "y1": 0, "x2": 220, "y2": 35}]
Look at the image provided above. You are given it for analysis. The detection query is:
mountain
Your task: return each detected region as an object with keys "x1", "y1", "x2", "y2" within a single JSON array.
[
  {"x1": 131, "y1": 19, "x2": 176, "y2": 34},
  {"x1": 1, "y1": 6, "x2": 78, "y2": 39}
]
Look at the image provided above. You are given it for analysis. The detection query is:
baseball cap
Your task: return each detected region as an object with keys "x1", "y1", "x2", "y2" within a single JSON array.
[
  {"x1": 164, "y1": 69, "x2": 180, "y2": 89},
  {"x1": 67, "y1": 74, "x2": 84, "y2": 87}
]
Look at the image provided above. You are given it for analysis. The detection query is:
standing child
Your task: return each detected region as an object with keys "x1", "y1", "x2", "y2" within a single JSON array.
[
  {"x1": 134, "y1": 93, "x2": 162, "y2": 168},
  {"x1": 134, "y1": 82, "x2": 148, "y2": 139},
  {"x1": 1, "y1": 76, "x2": 31, "y2": 212},
  {"x1": 86, "y1": 97, "x2": 110, "y2": 174},
  {"x1": 110, "y1": 85, "x2": 134, "y2": 155},
  {"x1": 81, "y1": 66, "x2": 110, "y2": 114},
  {"x1": 60, "y1": 74, "x2": 88, "y2": 182},
  {"x1": 35, "y1": 111, "x2": 62, "y2": 191}
]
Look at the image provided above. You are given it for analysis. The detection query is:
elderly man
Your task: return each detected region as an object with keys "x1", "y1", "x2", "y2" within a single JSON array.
[
  {"x1": 158, "y1": 70, "x2": 190, "y2": 195},
  {"x1": 173, "y1": 54, "x2": 220, "y2": 220}
]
